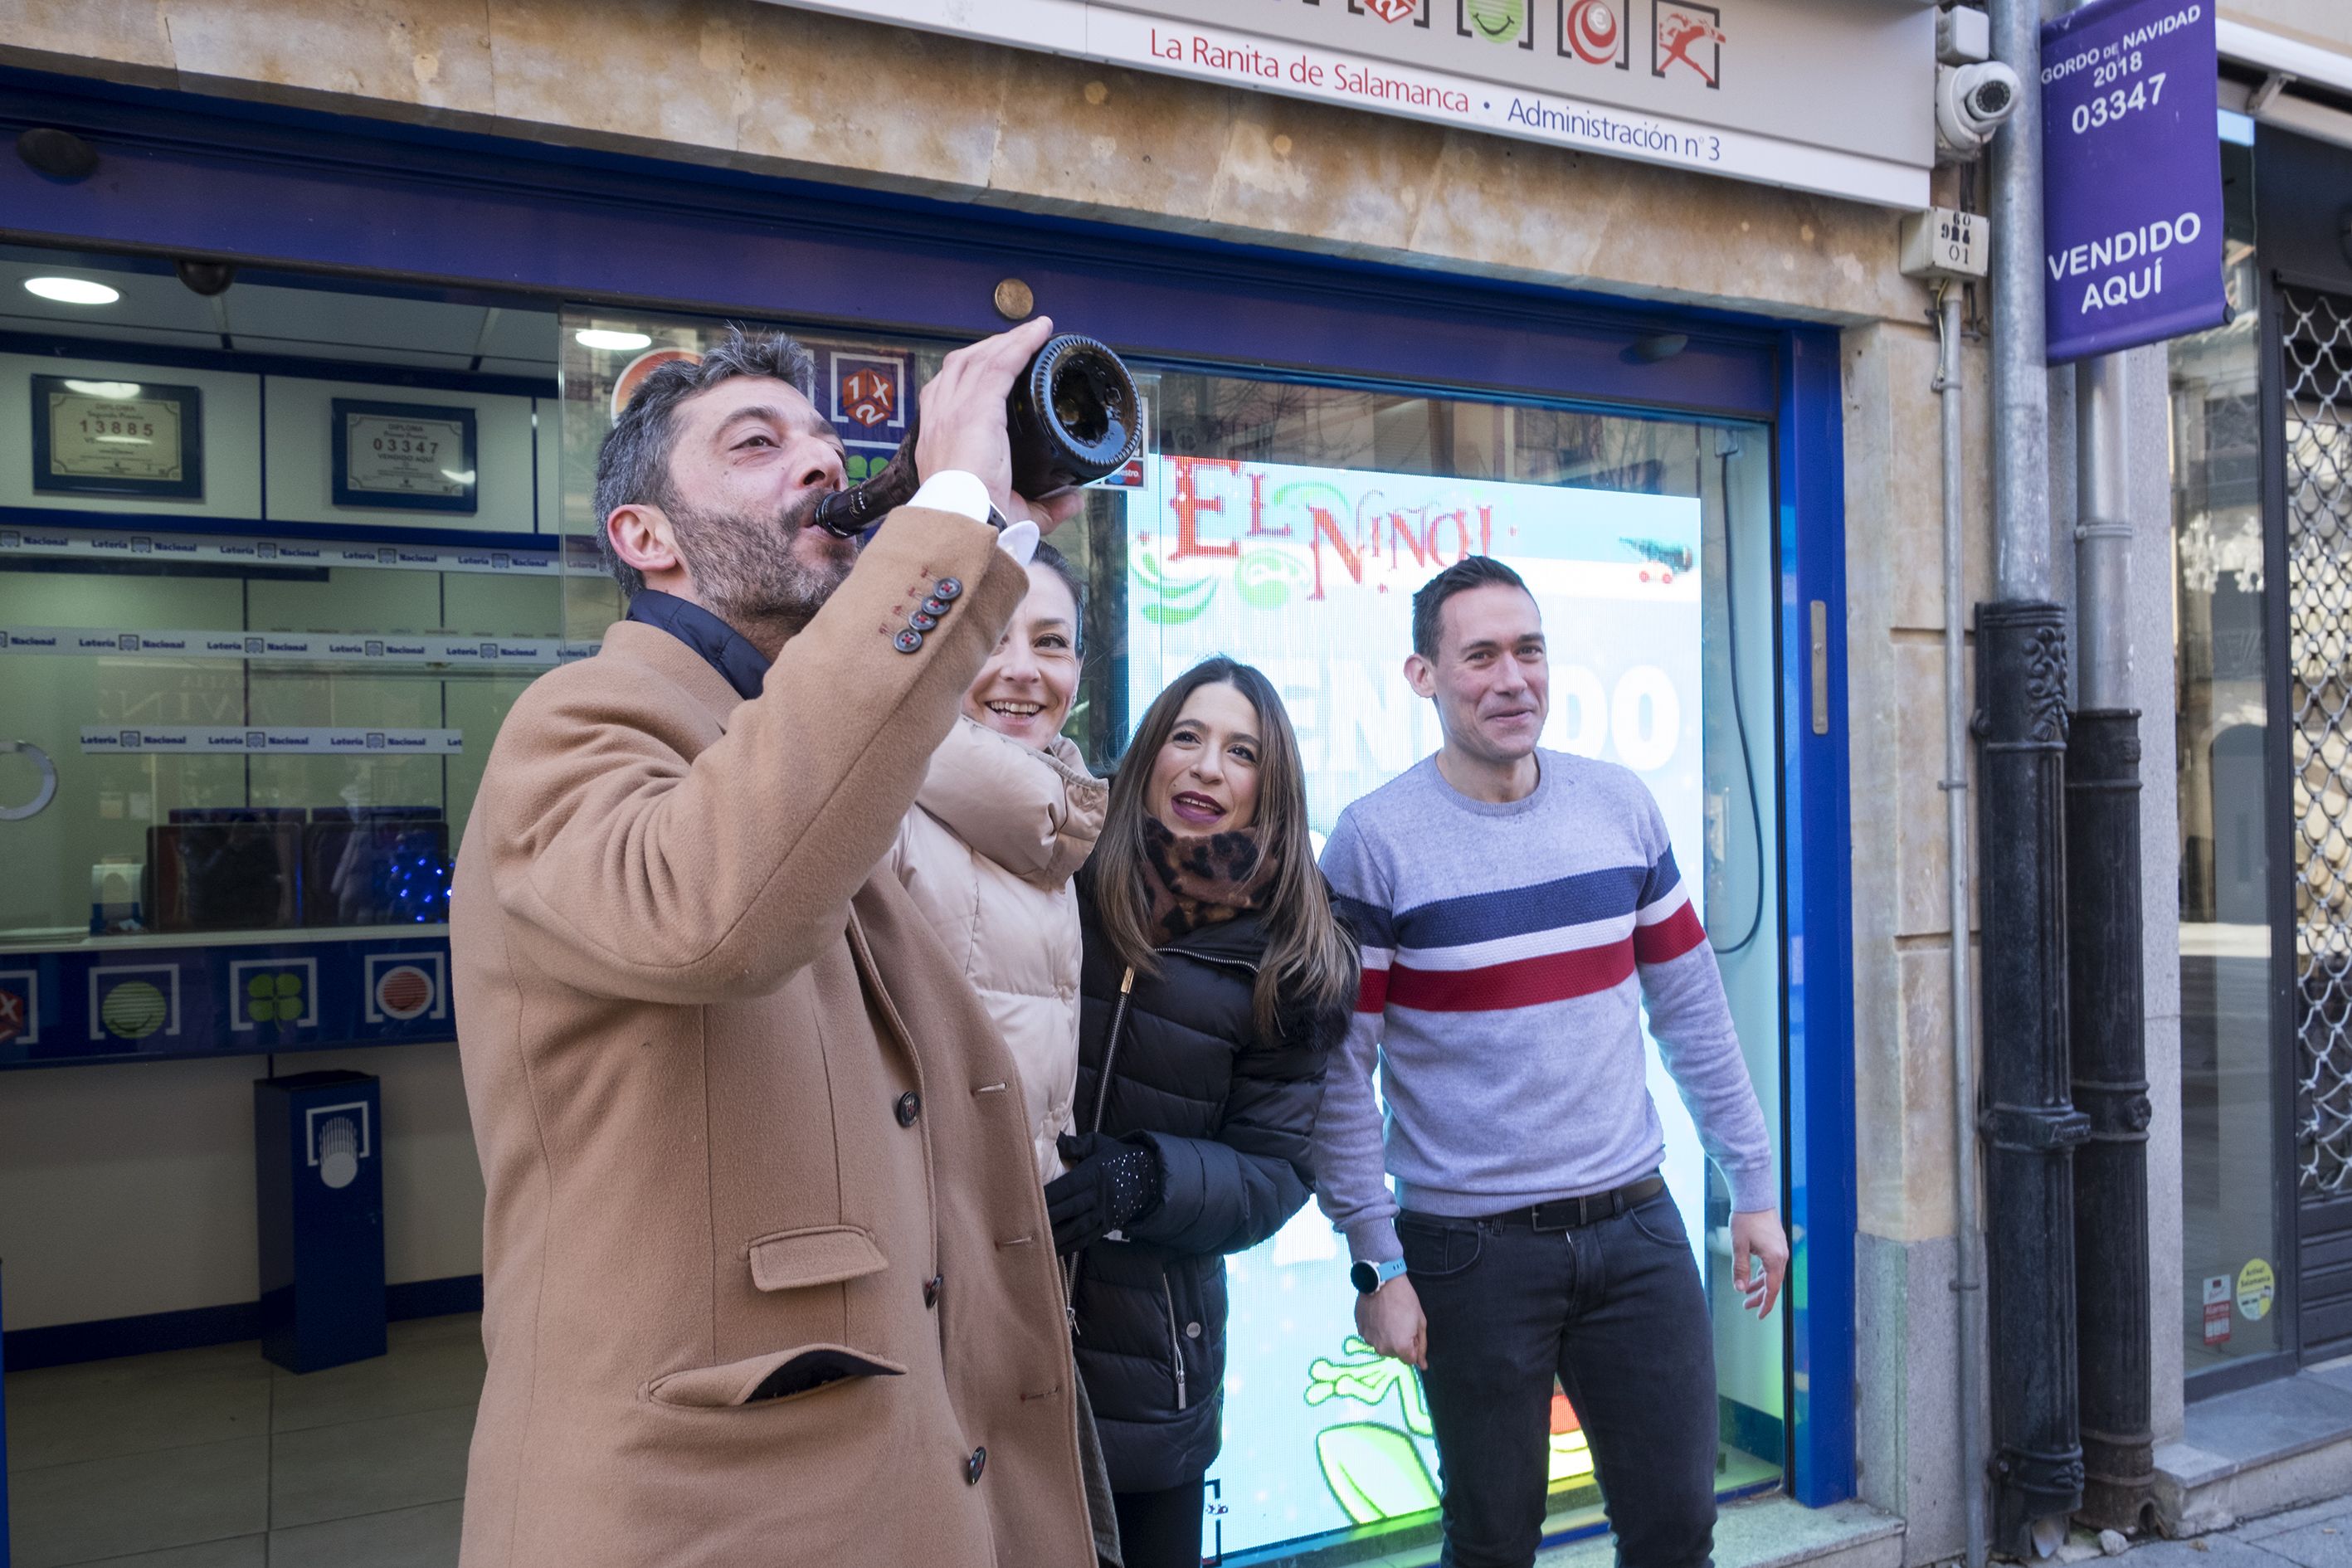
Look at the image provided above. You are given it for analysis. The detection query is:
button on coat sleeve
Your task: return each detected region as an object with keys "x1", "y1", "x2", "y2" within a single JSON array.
[{"x1": 481, "y1": 509, "x2": 1030, "y2": 1004}]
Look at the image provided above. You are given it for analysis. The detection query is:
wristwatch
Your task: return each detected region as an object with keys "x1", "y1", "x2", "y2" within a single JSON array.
[{"x1": 1351, "y1": 1258, "x2": 1409, "y2": 1295}]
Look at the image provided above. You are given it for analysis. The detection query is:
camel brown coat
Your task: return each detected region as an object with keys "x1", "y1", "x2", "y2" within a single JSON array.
[{"x1": 450, "y1": 509, "x2": 1098, "y2": 1568}]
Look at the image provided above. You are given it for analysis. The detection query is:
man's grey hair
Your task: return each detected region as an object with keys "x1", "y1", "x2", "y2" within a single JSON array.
[{"x1": 592, "y1": 326, "x2": 817, "y2": 600}]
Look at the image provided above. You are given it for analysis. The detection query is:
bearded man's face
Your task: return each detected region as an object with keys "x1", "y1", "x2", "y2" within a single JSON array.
[
  {"x1": 659, "y1": 376, "x2": 857, "y2": 632},
  {"x1": 665, "y1": 487, "x2": 855, "y2": 632}
]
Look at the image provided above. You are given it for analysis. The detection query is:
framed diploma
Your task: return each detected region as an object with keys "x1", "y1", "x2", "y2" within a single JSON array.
[
  {"x1": 32, "y1": 376, "x2": 205, "y2": 499},
  {"x1": 331, "y1": 399, "x2": 479, "y2": 513}
]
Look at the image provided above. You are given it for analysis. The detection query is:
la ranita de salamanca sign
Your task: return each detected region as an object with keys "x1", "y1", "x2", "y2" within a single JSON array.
[{"x1": 768, "y1": 0, "x2": 1936, "y2": 208}]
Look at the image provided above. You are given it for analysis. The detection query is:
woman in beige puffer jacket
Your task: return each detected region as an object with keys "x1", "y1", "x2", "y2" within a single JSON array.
[{"x1": 889, "y1": 544, "x2": 1107, "y2": 1182}]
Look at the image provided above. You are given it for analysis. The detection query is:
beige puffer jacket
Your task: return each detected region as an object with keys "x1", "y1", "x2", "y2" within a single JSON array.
[{"x1": 889, "y1": 716, "x2": 1108, "y2": 1184}]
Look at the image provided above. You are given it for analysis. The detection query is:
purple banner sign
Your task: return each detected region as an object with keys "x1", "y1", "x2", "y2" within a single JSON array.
[{"x1": 2040, "y1": 0, "x2": 2225, "y2": 364}]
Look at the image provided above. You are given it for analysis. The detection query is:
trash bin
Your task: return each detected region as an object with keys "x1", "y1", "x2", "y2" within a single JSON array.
[{"x1": 255, "y1": 1069, "x2": 387, "y2": 1373}]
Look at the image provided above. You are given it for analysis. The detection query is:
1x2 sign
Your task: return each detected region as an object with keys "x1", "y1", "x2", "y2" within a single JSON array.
[{"x1": 2040, "y1": 0, "x2": 2226, "y2": 363}]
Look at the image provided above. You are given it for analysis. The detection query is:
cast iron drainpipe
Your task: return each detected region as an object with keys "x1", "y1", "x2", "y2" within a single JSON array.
[
  {"x1": 2067, "y1": 353, "x2": 2158, "y2": 1534},
  {"x1": 1983, "y1": 0, "x2": 2090, "y2": 1551}
]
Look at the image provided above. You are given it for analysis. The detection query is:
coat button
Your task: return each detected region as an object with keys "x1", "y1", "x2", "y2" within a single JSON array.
[
  {"x1": 907, "y1": 609, "x2": 938, "y2": 632},
  {"x1": 923, "y1": 1274, "x2": 943, "y2": 1308},
  {"x1": 892, "y1": 628, "x2": 923, "y2": 655},
  {"x1": 921, "y1": 595, "x2": 951, "y2": 618},
  {"x1": 931, "y1": 577, "x2": 963, "y2": 602},
  {"x1": 895, "y1": 1090, "x2": 922, "y2": 1127},
  {"x1": 1186, "y1": 1322, "x2": 1201, "y2": 1339},
  {"x1": 965, "y1": 1446, "x2": 986, "y2": 1484}
]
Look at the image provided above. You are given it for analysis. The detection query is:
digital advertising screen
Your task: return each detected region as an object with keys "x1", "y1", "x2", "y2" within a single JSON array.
[{"x1": 1118, "y1": 455, "x2": 1712, "y2": 1555}]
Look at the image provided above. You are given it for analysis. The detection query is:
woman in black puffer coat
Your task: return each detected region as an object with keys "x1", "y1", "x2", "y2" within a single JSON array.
[{"x1": 1042, "y1": 657, "x2": 1359, "y2": 1568}]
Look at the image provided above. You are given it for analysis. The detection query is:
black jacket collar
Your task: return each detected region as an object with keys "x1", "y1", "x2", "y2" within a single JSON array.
[
  {"x1": 624, "y1": 590, "x2": 770, "y2": 701},
  {"x1": 1164, "y1": 908, "x2": 1269, "y2": 972}
]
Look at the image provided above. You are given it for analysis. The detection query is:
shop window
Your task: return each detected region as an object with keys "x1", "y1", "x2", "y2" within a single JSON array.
[
  {"x1": 558, "y1": 309, "x2": 1788, "y2": 1556},
  {"x1": 2171, "y1": 136, "x2": 2286, "y2": 1378},
  {"x1": 0, "y1": 245, "x2": 1794, "y2": 1556},
  {"x1": 0, "y1": 247, "x2": 564, "y2": 1064}
]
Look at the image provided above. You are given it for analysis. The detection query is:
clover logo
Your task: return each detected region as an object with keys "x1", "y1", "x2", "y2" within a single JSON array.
[{"x1": 246, "y1": 970, "x2": 307, "y2": 1025}]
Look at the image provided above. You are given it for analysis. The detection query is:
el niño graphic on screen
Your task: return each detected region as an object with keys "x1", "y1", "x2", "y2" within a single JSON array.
[{"x1": 1120, "y1": 455, "x2": 1713, "y2": 1552}]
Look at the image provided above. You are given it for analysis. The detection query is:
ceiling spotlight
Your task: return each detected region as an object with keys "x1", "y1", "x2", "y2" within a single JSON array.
[
  {"x1": 174, "y1": 260, "x2": 237, "y2": 296},
  {"x1": 24, "y1": 276, "x2": 120, "y2": 306},
  {"x1": 575, "y1": 329, "x2": 653, "y2": 352}
]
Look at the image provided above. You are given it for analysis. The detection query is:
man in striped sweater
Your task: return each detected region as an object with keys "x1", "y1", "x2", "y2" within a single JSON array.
[{"x1": 1312, "y1": 555, "x2": 1787, "y2": 1568}]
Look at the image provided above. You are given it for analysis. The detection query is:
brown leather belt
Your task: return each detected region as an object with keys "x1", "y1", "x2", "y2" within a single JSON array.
[{"x1": 1494, "y1": 1173, "x2": 1667, "y2": 1233}]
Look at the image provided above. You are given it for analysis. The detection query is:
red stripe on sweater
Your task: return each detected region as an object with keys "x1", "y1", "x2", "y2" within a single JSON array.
[
  {"x1": 1356, "y1": 967, "x2": 1392, "y2": 1014},
  {"x1": 1384, "y1": 941, "x2": 1636, "y2": 1012},
  {"x1": 1631, "y1": 902, "x2": 1707, "y2": 966}
]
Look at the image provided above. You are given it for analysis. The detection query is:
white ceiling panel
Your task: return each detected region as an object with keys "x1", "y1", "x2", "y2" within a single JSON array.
[
  {"x1": 0, "y1": 312, "x2": 222, "y2": 352},
  {"x1": 0, "y1": 252, "x2": 563, "y2": 379},
  {"x1": 223, "y1": 285, "x2": 487, "y2": 357},
  {"x1": 0, "y1": 257, "x2": 218, "y2": 335},
  {"x1": 479, "y1": 309, "x2": 560, "y2": 363},
  {"x1": 236, "y1": 336, "x2": 475, "y2": 370}
]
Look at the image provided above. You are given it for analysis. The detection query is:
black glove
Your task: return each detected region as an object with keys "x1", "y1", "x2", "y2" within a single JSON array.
[{"x1": 1045, "y1": 1132, "x2": 1163, "y2": 1254}]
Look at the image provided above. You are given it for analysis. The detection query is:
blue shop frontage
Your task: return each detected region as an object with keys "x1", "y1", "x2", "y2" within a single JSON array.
[{"x1": 0, "y1": 55, "x2": 1858, "y2": 1566}]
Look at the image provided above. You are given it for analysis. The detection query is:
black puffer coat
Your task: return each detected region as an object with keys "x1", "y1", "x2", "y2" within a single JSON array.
[{"x1": 1067, "y1": 874, "x2": 1347, "y2": 1493}]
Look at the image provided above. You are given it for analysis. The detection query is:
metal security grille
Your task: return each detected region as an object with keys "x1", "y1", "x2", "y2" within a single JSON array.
[{"x1": 2286, "y1": 284, "x2": 2352, "y2": 1196}]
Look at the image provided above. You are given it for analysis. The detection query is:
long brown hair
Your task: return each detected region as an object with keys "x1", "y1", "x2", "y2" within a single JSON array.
[{"x1": 1092, "y1": 658, "x2": 1358, "y2": 1043}]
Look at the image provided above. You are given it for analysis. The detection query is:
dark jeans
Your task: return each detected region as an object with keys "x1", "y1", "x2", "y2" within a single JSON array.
[
  {"x1": 1400, "y1": 1190, "x2": 1718, "y2": 1568},
  {"x1": 1113, "y1": 1478, "x2": 1205, "y2": 1568}
]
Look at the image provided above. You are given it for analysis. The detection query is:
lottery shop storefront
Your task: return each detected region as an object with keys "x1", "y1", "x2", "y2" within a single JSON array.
[{"x1": 0, "y1": 13, "x2": 1876, "y2": 1559}]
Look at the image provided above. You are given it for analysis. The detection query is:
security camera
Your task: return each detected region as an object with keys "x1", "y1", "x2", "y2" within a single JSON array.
[
  {"x1": 1936, "y1": 61, "x2": 2022, "y2": 162},
  {"x1": 174, "y1": 259, "x2": 236, "y2": 296}
]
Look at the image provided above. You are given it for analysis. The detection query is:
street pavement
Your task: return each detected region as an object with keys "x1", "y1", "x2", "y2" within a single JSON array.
[{"x1": 2096, "y1": 1500, "x2": 2352, "y2": 1568}]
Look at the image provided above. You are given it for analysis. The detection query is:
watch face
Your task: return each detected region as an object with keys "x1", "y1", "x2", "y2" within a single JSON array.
[{"x1": 1351, "y1": 1260, "x2": 1379, "y2": 1294}]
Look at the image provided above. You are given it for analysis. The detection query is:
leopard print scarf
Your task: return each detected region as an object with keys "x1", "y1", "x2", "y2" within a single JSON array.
[{"x1": 1140, "y1": 815, "x2": 1280, "y2": 947}]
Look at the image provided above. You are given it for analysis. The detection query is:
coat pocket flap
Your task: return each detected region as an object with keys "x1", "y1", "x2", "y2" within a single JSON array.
[
  {"x1": 745, "y1": 1225, "x2": 888, "y2": 1292},
  {"x1": 643, "y1": 1344, "x2": 907, "y2": 1409}
]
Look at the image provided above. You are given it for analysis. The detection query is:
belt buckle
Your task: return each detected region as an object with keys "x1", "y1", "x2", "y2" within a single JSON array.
[{"x1": 1530, "y1": 1197, "x2": 1581, "y2": 1234}]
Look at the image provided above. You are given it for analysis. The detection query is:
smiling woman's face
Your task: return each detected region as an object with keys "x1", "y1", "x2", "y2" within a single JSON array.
[
  {"x1": 961, "y1": 562, "x2": 1081, "y2": 746},
  {"x1": 1145, "y1": 681, "x2": 1263, "y2": 834}
]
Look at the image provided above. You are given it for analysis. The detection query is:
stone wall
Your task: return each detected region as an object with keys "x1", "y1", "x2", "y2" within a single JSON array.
[
  {"x1": 2, "y1": 0, "x2": 1922, "y2": 325},
  {"x1": 2221, "y1": 0, "x2": 2352, "y2": 54}
]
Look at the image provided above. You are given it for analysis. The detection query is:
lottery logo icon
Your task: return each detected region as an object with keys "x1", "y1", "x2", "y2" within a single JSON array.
[
  {"x1": 374, "y1": 963, "x2": 437, "y2": 1021},
  {"x1": 831, "y1": 355, "x2": 905, "y2": 431},
  {"x1": 102, "y1": 981, "x2": 169, "y2": 1040},
  {"x1": 840, "y1": 368, "x2": 894, "y2": 428},
  {"x1": 0, "y1": 983, "x2": 28, "y2": 1045},
  {"x1": 230, "y1": 958, "x2": 318, "y2": 1030},
  {"x1": 246, "y1": 971, "x2": 306, "y2": 1024},
  {"x1": 365, "y1": 952, "x2": 447, "y2": 1025},
  {"x1": 90, "y1": 966, "x2": 180, "y2": 1042},
  {"x1": 1562, "y1": 0, "x2": 1625, "y2": 63},
  {"x1": 1653, "y1": 2, "x2": 1724, "y2": 87},
  {"x1": 1463, "y1": 0, "x2": 1525, "y2": 43},
  {"x1": 1362, "y1": 0, "x2": 1419, "y2": 20}
]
